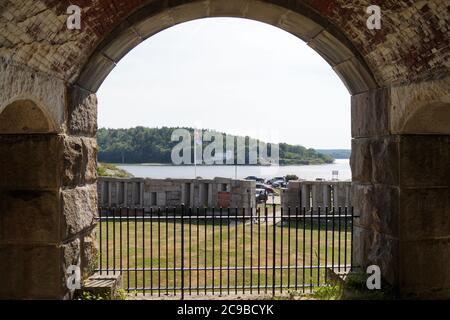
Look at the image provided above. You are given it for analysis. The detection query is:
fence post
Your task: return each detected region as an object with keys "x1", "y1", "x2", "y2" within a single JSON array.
[{"x1": 181, "y1": 204, "x2": 185, "y2": 300}]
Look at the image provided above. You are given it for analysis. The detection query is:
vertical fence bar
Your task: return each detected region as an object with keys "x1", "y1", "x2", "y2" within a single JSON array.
[
  {"x1": 106, "y1": 208, "x2": 109, "y2": 276},
  {"x1": 150, "y1": 208, "x2": 153, "y2": 296},
  {"x1": 338, "y1": 207, "x2": 342, "y2": 272},
  {"x1": 142, "y1": 208, "x2": 146, "y2": 296},
  {"x1": 344, "y1": 206, "x2": 348, "y2": 271},
  {"x1": 350, "y1": 207, "x2": 354, "y2": 271},
  {"x1": 219, "y1": 207, "x2": 223, "y2": 295},
  {"x1": 331, "y1": 207, "x2": 335, "y2": 272},
  {"x1": 134, "y1": 208, "x2": 137, "y2": 296},
  {"x1": 99, "y1": 207, "x2": 102, "y2": 275},
  {"x1": 126, "y1": 208, "x2": 130, "y2": 292},
  {"x1": 242, "y1": 208, "x2": 246, "y2": 294},
  {"x1": 265, "y1": 206, "x2": 268, "y2": 294},
  {"x1": 272, "y1": 203, "x2": 276, "y2": 296},
  {"x1": 174, "y1": 207, "x2": 177, "y2": 296},
  {"x1": 212, "y1": 207, "x2": 215, "y2": 295},
  {"x1": 317, "y1": 207, "x2": 321, "y2": 286},
  {"x1": 280, "y1": 207, "x2": 283, "y2": 293},
  {"x1": 165, "y1": 207, "x2": 168, "y2": 295},
  {"x1": 189, "y1": 207, "x2": 192, "y2": 296},
  {"x1": 325, "y1": 207, "x2": 328, "y2": 282},
  {"x1": 295, "y1": 207, "x2": 299, "y2": 291},
  {"x1": 227, "y1": 207, "x2": 231, "y2": 295},
  {"x1": 204, "y1": 207, "x2": 207, "y2": 295},
  {"x1": 181, "y1": 205, "x2": 185, "y2": 300},
  {"x1": 258, "y1": 207, "x2": 261, "y2": 294},
  {"x1": 157, "y1": 207, "x2": 161, "y2": 297},
  {"x1": 344, "y1": 207, "x2": 348, "y2": 270},
  {"x1": 119, "y1": 208, "x2": 123, "y2": 278},
  {"x1": 235, "y1": 207, "x2": 238, "y2": 295},
  {"x1": 113, "y1": 207, "x2": 116, "y2": 274},
  {"x1": 310, "y1": 207, "x2": 313, "y2": 290},
  {"x1": 302, "y1": 207, "x2": 306, "y2": 292},
  {"x1": 250, "y1": 207, "x2": 253, "y2": 294},
  {"x1": 287, "y1": 207, "x2": 291, "y2": 290},
  {"x1": 196, "y1": 207, "x2": 200, "y2": 295}
]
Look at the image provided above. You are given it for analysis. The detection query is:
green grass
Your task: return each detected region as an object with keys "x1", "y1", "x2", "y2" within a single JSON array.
[{"x1": 98, "y1": 217, "x2": 352, "y2": 296}]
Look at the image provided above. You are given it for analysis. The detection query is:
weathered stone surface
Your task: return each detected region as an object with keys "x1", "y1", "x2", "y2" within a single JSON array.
[
  {"x1": 399, "y1": 238, "x2": 450, "y2": 299},
  {"x1": 351, "y1": 136, "x2": 399, "y2": 185},
  {"x1": 0, "y1": 99, "x2": 55, "y2": 134},
  {"x1": 68, "y1": 86, "x2": 98, "y2": 136},
  {"x1": 350, "y1": 138, "x2": 372, "y2": 183},
  {"x1": 0, "y1": 134, "x2": 61, "y2": 189},
  {"x1": 277, "y1": 10, "x2": 322, "y2": 42},
  {"x1": 390, "y1": 76, "x2": 450, "y2": 134},
  {"x1": 370, "y1": 136, "x2": 399, "y2": 186},
  {"x1": 308, "y1": 30, "x2": 354, "y2": 66},
  {"x1": 400, "y1": 135, "x2": 450, "y2": 187},
  {"x1": 0, "y1": 189, "x2": 60, "y2": 244},
  {"x1": 353, "y1": 226, "x2": 399, "y2": 286},
  {"x1": 101, "y1": 24, "x2": 142, "y2": 63},
  {"x1": 76, "y1": 53, "x2": 116, "y2": 92},
  {"x1": 352, "y1": 183, "x2": 399, "y2": 237},
  {"x1": 333, "y1": 57, "x2": 377, "y2": 95},
  {"x1": 61, "y1": 184, "x2": 98, "y2": 239},
  {"x1": 1, "y1": 0, "x2": 448, "y2": 86},
  {"x1": 351, "y1": 88, "x2": 390, "y2": 138},
  {"x1": 0, "y1": 244, "x2": 65, "y2": 299},
  {"x1": 0, "y1": 61, "x2": 65, "y2": 132},
  {"x1": 80, "y1": 229, "x2": 98, "y2": 278},
  {"x1": 62, "y1": 136, "x2": 98, "y2": 187},
  {"x1": 400, "y1": 187, "x2": 450, "y2": 241},
  {"x1": 82, "y1": 137, "x2": 98, "y2": 185}
]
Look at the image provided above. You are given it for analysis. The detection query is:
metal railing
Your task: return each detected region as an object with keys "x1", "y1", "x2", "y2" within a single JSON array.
[{"x1": 96, "y1": 205, "x2": 355, "y2": 298}]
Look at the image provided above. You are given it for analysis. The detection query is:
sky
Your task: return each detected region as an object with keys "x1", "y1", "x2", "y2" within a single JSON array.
[{"x1": 97, "y1": 18, "x2": 351, "y2": 149}]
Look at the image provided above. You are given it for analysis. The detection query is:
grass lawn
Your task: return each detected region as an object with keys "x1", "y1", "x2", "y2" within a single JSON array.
[{"x1": 98, "y1": 215, "x2": 352, "y2": 296}]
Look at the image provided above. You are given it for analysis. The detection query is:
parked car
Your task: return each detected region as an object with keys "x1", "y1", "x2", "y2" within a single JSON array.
[
  {"x1": 268, "y1": 176, "x2": 286, "y2": 186},
  {"x1": 256, "y1": 183, "x2": 275, "y2": 194},
  {"x1": 245, "y1": 176, "x2": 265, "y2": 183},
  {"x1": 270, "y1": 178, "x2": 287, "y2": 188}
]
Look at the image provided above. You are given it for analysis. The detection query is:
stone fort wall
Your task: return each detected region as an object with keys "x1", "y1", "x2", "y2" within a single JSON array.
[{"x1": 98, "y1": 177, "x2": 256, "y2": 211}]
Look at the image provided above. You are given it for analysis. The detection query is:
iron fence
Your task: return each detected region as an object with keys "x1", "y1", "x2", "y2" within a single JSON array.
[{"x1": 96, "y1": 205, "x2": 355, "y2": 298}]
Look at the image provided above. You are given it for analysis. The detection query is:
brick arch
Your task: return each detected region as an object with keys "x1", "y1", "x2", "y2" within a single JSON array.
[
  {"x1": 75, "y1": 0, "x2": 377, "y2": 94},
  {"x1": 0, "y1": 0, "x2": 449, "y2": 299},
  {"x1": 1, "y1": 1, "x2": 447, "y2": 87}
]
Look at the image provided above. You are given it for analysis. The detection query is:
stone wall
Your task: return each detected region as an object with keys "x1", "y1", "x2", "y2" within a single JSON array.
[
  {"x1": 98, "y1": 177, "x2": 256, "y2": 211},
  {"x1": 281, "y1": 180, "x2": 351, "y2": 211},
  {"x1": 0, "y1": 0, "x2": 448, "y2": 300},
  {"x1": 0, "y1": 64, "x2": 98, "y2": 299}
]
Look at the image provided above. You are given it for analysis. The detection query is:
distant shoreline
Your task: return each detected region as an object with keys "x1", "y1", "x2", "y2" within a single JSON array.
[{"x1": 115, "y1": 161, "x2": 347, "y2": 167}]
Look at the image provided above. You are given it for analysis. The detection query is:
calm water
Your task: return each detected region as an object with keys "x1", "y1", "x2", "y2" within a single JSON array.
[{"x1": 119, "y1": 159, "x2": 351, "y2": 181}]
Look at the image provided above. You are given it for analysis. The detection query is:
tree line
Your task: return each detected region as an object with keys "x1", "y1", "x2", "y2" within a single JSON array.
[{"x1": 97, "y1": 127, "x2": 334, "y2": 165}]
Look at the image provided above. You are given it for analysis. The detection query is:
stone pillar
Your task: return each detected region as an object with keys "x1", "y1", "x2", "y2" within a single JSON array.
[
  {"x1": 351, "y1": 86, "x2": 450, "y2": 298},
  {"x1": 139, "y1": 182, "x2": 144, "y2": 207},
  {"x1": 312, "y1": 182, "x2": 324, "y2": 208},
  {"x1": 0, "y1": 82, "x2": 98, "y2": 299},
  {"x1": 123, "y1": 182, "x2": 128, "y2": 207},
  {"x1": 322, "y1": 183, "x2": 332, "y2": 208},
  {"x1": 301, "y1": 183, "x2": 311, "y2": 209},
  {"x1": 208, "y1": 183, "x2": 213, "y2": 207},
  {"x1": 107, "y1": 181, "x2": 112, "y2": 207}
]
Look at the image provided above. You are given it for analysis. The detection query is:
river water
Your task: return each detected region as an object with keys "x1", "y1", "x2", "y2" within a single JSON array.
[{"x1": 118, "y1": 159, "x2": 351, "y2": 181}]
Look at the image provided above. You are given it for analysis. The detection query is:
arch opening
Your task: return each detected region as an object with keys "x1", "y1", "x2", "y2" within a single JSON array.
[
  {"x1": 75, "y1": 0, "x2": 378, "y2": 95},
  {"x1": 0, "y1": 100, "x2": 55, "y2": 134}
]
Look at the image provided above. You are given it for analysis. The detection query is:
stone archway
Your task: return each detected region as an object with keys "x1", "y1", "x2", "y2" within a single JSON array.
[{"x1": 0, "y1": 0, "x2": 448, "y2": 299}]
